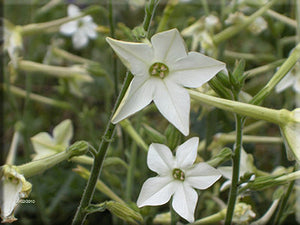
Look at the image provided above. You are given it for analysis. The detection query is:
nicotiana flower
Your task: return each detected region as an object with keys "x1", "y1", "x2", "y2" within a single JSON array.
[
  {"x1": 107, "y1": 29, "x2": 225, "y2": 135},
  {"x1": 0, "y1": 165, "x2": 32, "y2": 223},
  {"x1": 60, "y1": 4, "x2": 97, "y2": 49},
  {"x1": 31, "y1": 119, "x2": 73, "y2": 160},
  {"x1": 218, "y1": 148, "x2": 254, "y2": 191},
  {"x1": 136, "y1": 137, "x2": 221, "y2": 222}
]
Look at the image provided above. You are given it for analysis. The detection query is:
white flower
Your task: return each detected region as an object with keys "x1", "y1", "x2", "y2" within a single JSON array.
[
  {"x1": 218, "y1": 148, "x2": 254, "y2": 191},
  {"x1": 60, "y1": 4, "x2": 97, "y2": 49},
  {"x1": 275, "y1": 61, "x2": 300, "y2": 93},
  {"x1": 31, "y1": 119, "x2": 73, "y2": 160},
  {"x1": 136, "y1": 137, "x2": 221, "y2": 222},
  {"x1": 0, "y1": 165, "x2": 32, "y2": 223},
  {"x1": 107, "y1": 29, "x2": 225, "y2": 135}
]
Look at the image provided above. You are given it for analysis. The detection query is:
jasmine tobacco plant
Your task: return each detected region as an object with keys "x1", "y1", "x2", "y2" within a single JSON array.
[{"x1": 3, "y1": 1, "x2": 300, "y2": 225}]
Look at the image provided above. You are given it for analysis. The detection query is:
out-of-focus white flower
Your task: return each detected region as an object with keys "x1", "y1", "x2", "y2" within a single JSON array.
[
  {"x1": 232, "y1": 202, "x2": 256, "y2": 225},
  {"x1": 0, "y1": 165, "x2": 32, "y2": 223},
  {"x1": 182, "y1": 15, "x2": 221, "y2": 52},
  {"x1": 218, "y1": 148, "x2": 254, "y2": 191},
  {"x1": 60, "y1": 4, "x2": 98, "y2": 49},
  {"x1": 137, "y1": 137, "x2": 221, "y2": 222},
  {"x1": 276, "y1": 61, "x2": 300, "y2": 94},
  {"x1": 225, "y1": 12, "x2": 267, "y2": 35},
  {"x1": 31, "y1": 119, "x2": 73, "y2": 160},
  {"x1": 107, "y1": 29, "x2": 225, "y2": 135},
  {"x1": 4, "y1": 20, "x2": 23, "y2": 67}
]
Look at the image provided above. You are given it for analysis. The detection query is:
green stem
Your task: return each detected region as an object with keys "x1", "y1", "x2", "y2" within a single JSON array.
[
  {"x1": 52, "y1": 47, "x2": 94, "y2": 64},
  {"x1": 2, "y1": 84, "x2": 73, "y2": 110},
  {"x1": 71, "y1": 2, "x2": 159, "y2": 223},
  {"x1": 156, "y1": 0, "x2": 178, "y2": 33},
  {"x1": 125, "y1": 143, "x2": 138, "y2": 201},
  {"x1": 224, "y1": 114, "x2": 244, "y2": 225},
  {"x1": 143, "y1": 0, "x2": 160, "y2": 36},
  {"x1": 17, "y1": 60, "x2": 92, "y2": 82},
  {"x1": 273, "y1": 168, "x2": 296, "y2": 225},
  {"x1": 21, "y1": 6, "x2": 100, "y2": 35},
  {"x1": 245, "y1": 59, "x2": 285, "y2": 78},
  {"x1": 71, "y1": 72, "x2": 132, "y2": 225},
  {"x1": 108, "y1": 0, "x2": 119, "y2": 95},
  {"x1": 191, "y1": 208, "x2": 226, "y2": 225},
  {"x1": 266, "y1": 9, "x2": 297, "y2": 28},
  {"x1": 213, "y1": 0, "x2": 279, "y2": 45},
  {"x1": 6, "y1": 131, "x2": 20, "y2": 165},
  {"x1": 120, "y1": 119, "x2": 148, "y2": 152},
  {"x1": 250, "y1": 43, "x2": 300, "y2": 105},
  {"x1": 224, "y1": 50, "x2": 277, "y2": 62}
]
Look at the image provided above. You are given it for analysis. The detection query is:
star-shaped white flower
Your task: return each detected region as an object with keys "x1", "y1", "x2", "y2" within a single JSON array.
[
  {"x1": 106, "y1": 29, "x2": 225, "y2": 135},
  {"x1": 60, "y1": 4, "x2": 98, "y2": 49},
  {"x1": 31, "y1": 119, "x2": 73, "y2": 160},
  {"x1": 136, "y1": 137, "x2": 221, "y2": 222}
]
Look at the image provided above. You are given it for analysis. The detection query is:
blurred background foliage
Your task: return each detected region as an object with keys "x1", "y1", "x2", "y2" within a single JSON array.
[{"x1": 2, "y1": 0, "x2": 299, "y2": 224}]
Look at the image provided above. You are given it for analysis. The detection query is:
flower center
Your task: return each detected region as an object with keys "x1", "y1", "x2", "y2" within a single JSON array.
[
  {"x1": 149, "y1": 62, "x2": 169, "y2": 78},
  {"x1": 172, "y1": 168, "x2": 185, "y2": 181}
]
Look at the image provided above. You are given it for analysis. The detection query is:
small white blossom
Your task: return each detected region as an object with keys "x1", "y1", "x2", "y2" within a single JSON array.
[
  {"x1": 31, "y1": 119, "x2": 73, "y2": 160},
  {"x1": 107, "y1": 29, "x2": 225, "y2": 135},
  {"x1": 136, "y1": 137, "x2": 221, "y2": 222},
  {"x1": 60, "y1": 4, "x2": 98, "y2": 49},
  {"x1": 0, "y1": 165, "x2": 32, "y2": 223}
]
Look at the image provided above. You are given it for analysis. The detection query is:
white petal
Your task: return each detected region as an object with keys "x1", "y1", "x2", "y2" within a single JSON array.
[
  {"x1": 151, "y1": 29, "x2": 187, "y2": 64},
  {"x1": 82, "y1": 15, "x2": 93, "y2": 23},
  {"x1": 53, "y1": 119, "x2": 73, "y2": 146},
  {"x1": 175, "y1": 137, "x2": 199, "y2": 168},
  {"x1": 170, "y1": 52, "x2": 225, "y2": 88},
  {"x1": 137, "y1": 177, "x2": 177, "y2": 207},
  {"x1": 60, "y1": 21, "x2": 77, "y2": 36},
  {"x1": 153, "y1": 79, "x2": 190, "y2": 136},
  {"x1": 68, "y1": 4, "x2": 81, "y2": 17},
  {"x1": 220, "y1": 180, "x2": 231, "y2": 192},
  {"x1": 218, "y1": 166, "x2": 232, "y2": 180},
  {"x1": 275, "y1": 70, "x2": 294, "y2": 93},
  {"x1": 0, "y1": 176, "x2": 23, "y2": 219},
  {"x1": 111, "y1": 76, "x2": 157, "y2": 123},
  {"x1": 31, "y1": 132, "x2": 56, "y2": 159},
  {"x1": 106, "y1": 37, "x2": 153, "y2": 76},
  {"x1": 147, "y1": 143, "x2": 175, "y2": 175},
  {"x1": 185, "y1": 163, "x2": 221, "y2": 190},
  {"x1": 73, "y1": 30, "x2": 89, "y2": 49},
  {"x1": 84, "y1": 23, "x2": 98, "y2": 39},
  {"x1": 172, "y1": 182, "x2": 197, "y2": 223}
]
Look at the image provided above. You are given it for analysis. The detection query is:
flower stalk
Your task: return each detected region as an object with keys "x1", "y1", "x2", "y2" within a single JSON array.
[
  {"x1": 20, "y1": 6, "x2": 100, "y2": 35},
  {"x1": 17, "y1": 141, "x2": 88, "y2": 178},
  {"x1": 17, "y1": 60, "x2": 93, "y2": 82}
]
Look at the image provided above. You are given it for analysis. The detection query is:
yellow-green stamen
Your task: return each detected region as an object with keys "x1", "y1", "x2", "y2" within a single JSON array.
[
  {"x1": 173, "y1": 168, "x2": 185, "y2": 181},
  {"x1": 149, "y1": 62, "x2": 169, "y2": 78}
]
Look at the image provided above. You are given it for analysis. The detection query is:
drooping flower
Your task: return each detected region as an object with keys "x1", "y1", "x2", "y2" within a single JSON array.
[
  {"x1": 31, "y1": 119, "x2": 73, "y2": 160},
  {"x1": 60, "y1": 4, "x2": 98, "y2": 49},
  {"x1": 136, "y1": 137, "x2": 221, "y2": 222},
  {"x1": 107, "y1": 29, "x2": 225, "y2": 135},
  {"x1": 0, "y1": 165, "x2": 32, "y2": 223}
]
